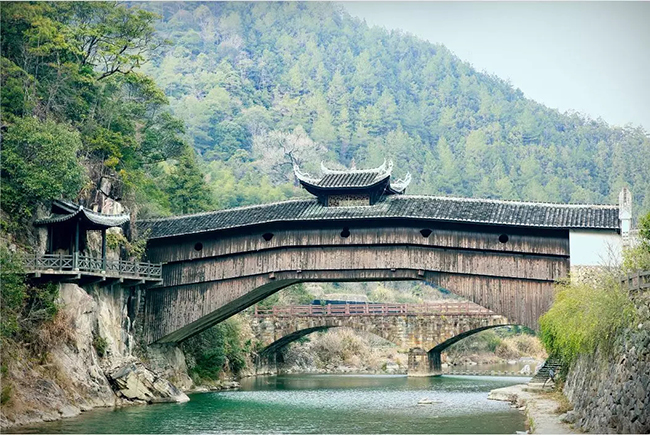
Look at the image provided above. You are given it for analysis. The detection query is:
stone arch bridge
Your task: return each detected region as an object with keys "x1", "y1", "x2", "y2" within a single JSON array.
[{"x1": 251, "y1": 302, "x2": 509, "y2": 374}]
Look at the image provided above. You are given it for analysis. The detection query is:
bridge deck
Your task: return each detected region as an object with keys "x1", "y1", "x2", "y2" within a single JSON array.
[{"x1": 254, "y1": 301, "x2": 495, "y2": 317}]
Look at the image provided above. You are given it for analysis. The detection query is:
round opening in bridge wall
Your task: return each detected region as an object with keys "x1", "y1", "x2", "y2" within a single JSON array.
[
  {"x1": 262, "y1": 232, "x2": 274, "y2": 241},
  {"x1": 498, "y1": 234, "x2": 509, "y2": 244},
  {"x1": 420, "y1": 229, "x2": 432, "y2": 238},
  {"x1": 194, "y1": 242, "x2": 203, "y2": 251},
  {"x1": 340, "y1": 227, "x2": 351, "y2": 238}
]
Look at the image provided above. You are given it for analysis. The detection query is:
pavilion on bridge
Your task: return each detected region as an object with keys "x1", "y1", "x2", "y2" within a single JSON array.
[{"x1": 293, "y1": 160, "x2": 411, "y2": 206}]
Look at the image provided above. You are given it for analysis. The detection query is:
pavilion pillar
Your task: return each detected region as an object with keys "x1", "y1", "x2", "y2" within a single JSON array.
[
  {"x1": 73, "y1": 219, "x2": 80, "y2": 270},
  {"x1": 101, "y1": 229, "x2": 107, "y2": 271},
  {"x1": 47, "y1": 225, "x2": 53, "y2": 254}
]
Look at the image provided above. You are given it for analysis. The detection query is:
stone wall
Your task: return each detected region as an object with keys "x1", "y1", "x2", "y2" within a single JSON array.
[{"x1": 564, "y1": 291, "x2": 650, "y2": 433}]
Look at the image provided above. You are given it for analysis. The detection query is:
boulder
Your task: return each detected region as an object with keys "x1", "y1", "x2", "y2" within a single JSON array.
[{"x1": 107, "y1": 363, "x2": 189, "y2": 404}]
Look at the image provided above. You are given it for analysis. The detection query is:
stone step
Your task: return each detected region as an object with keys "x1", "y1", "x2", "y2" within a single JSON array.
[{"x1": 529, "y1": 357, "x2": 562, "y2": 385}]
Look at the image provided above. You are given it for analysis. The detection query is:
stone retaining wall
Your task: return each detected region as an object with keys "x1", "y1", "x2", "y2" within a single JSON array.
[{"x1": 564, "y1": 291, "x2": 650, "y2": 433}]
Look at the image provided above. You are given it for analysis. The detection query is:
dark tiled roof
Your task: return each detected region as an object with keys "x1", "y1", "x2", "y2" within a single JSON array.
[
  {"x1": 139, "y1": 195, "x2": 620, "y2": 240},
  {"x1": 35, "y1": 200, "x2": 130, "y2": 228},
  {"x1": 317, "y1": 172, "x2": 387, "y2": 188}
]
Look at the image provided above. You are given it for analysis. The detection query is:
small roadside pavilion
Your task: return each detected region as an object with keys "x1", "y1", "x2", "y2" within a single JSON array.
[
  {"x1": 35, "y1": 199, "x2": 130, "y2": 269},
  {"x1": 25, "y1": 200, "x2": 161, "y2": 284}
]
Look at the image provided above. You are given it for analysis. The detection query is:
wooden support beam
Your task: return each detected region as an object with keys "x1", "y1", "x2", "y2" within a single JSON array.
[
  {"x1": 122, "y1": 279, "x2": 146, "y2": 288},
  {"x1": 101, "y1": 229, "x2": 107, "y2": 270}
]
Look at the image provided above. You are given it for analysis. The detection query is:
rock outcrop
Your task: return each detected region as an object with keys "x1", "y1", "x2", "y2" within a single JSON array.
[{"x1": 0, "y1": 283, "x2": 191, "y2": 429}]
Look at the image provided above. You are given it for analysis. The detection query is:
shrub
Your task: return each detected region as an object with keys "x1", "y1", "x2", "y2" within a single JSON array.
[
  {"x1": 311, "y1": 328, "x2": 370, "y2": 367},
  {"x1": 181, "y1": 317, "x2": 249, "y2": 382},
  {"x1": 446, "y1": 329, "x2": 503, "y2": 356},
  {"x1": 0, "y1": 247, "x2": 27, "y2": 340},
  {"x1": 256, "y1": 283, "x2": 315, "y2": 309},
  {"x1": 539, "y1": 276, "x2": 636, "y2": 366},
  {"x1": 1, "y1": 246, "x2": 63, "y2": 359},
  {"x1": 495, "y1": 335, "x2": 546, "y2": 360},
  {"x1": 93, "y1": 336, "x2": 108, "y2": 358},
  {"x1": 1, "y1": 384, "x2": 11, "y2": 405}
]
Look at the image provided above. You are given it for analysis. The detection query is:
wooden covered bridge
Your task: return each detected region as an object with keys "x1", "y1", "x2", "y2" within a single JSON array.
[{"x1": 135, "y1": 161, "x2": 629, "y2": 373}]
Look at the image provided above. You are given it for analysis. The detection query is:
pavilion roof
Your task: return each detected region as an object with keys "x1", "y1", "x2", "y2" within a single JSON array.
[
  {"x1": 35, "y1": 200, "x2": 130, "y2": 230},
  {"x1": 139, "y1": 195, "x2": 620, "y2": 240},
  {"x1": 293, "y1": 160, "x2": 411, "y2": 194}
]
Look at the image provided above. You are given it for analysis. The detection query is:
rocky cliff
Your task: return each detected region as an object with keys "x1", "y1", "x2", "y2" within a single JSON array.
[
  {"x1": 0, "y1": 283, "x2": 190, "y2": 429},
  {"x1": 563, "y1": 291, "x2": 650, "y2": 433}
]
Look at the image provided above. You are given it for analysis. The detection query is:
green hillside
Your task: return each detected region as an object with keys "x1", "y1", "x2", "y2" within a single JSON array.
[
  {"x1": 2, "y1": 1, "x2": 649, "y2": 230},
  {"x1": 141, "y1": 2, "x2": 650, "y2": 213}
]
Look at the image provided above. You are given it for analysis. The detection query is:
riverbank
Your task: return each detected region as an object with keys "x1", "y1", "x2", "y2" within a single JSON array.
[{"x1": 489, "y1": 384, "x2": 575, "y2": 434}]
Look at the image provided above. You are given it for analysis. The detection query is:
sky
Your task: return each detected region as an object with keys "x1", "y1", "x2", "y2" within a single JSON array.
[{"x1": 342, "y1": 1, "x2": 650, "y2": 131}]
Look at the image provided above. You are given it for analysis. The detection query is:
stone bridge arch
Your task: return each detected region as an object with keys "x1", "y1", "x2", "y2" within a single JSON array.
[
  {"x1": 251, "y1": 310, "x2": 509, "y2": 374},
  {"x1": 424, "y1": 324, "x2": 514, "y2": 374}
]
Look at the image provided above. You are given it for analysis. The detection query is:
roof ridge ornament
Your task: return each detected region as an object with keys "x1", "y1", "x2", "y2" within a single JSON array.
[
  {"x1": 293, "y1": 164, "x2": 321, "y2": 185},
  {"x1": 320, "y1": 159, "x2": 390, "y2": 175},
  {"x1": 390, "y1": 172, "x2": 412, "y2": 193}
]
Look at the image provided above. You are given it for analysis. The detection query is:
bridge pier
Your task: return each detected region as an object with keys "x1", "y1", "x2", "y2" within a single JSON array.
[
  {"x1": 407, "y1": 348, "x2": 443, "y2": 376},
  {"x1": 255, "y1": 351, "x2": 281, "y2": 376},
  {"x1": 407, "y1": 348, "x2": 434, "y2": 376},
  {"x1": 429, "y1": 350, "x2": 442, "y2": 373}
]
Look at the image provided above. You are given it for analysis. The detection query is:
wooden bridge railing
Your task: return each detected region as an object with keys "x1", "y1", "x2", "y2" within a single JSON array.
[
  {"x1": 622, "y1": 271, "x2": 650, "y2": 292},
  {"x1": 23, "y1": 253, "x2": 162, "y2": 280},
  {"x1": 254, "y1": 301, "x2": 495, "y2": 318}
]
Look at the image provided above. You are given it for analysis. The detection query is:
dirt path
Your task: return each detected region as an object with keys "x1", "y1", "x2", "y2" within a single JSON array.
[{"x1": 489, "y1": 384, "x2": 575, "y2": 434}]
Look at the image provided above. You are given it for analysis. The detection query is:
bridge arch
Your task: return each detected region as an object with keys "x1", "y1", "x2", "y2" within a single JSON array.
[
  {"x1": 258, "y1": 325, "x2": 334, "y2": 359},
  {"x1": 255, "y1": 324, "x2": 398, "y2": 373},
  {"x1": 250, "y1": 305, "x2": 509, "y2": 374},
  {"x1": 424, "y1": 324, "x2": 515, "y2": 373}
]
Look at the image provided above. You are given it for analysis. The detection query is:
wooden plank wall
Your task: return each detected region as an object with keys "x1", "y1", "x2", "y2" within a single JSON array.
[{"x1": 144, "y1": 224, "x2": 569, "y2": 344}]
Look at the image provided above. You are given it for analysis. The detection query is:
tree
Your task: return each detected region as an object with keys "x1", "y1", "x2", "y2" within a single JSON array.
[
  {"x1": 252, "y1": 127, "x2": 327, "y2": 184},
  {"x1": 435, "y1": 137, "x2": 462, "y2": 195},
  {"x1": 166, "y1": 146, "x2": 213, "y2": 214},
  {"x1": 1, "y1": 1, "x2": 189, "y2": 224},
  {"x1": 0, "y1": 117, "x2": 86, "y2": 220}
]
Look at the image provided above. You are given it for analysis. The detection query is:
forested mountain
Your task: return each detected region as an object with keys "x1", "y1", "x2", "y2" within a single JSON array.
[
  {"x1": 2, "y1": 1, "x2": 649, "y2": 231},
  {"x1": 138, "y1": 2, "x2": 650, "y2": 214},
  {"x1": 0, "y1": 2, "x2": 212, "y2": 229}
]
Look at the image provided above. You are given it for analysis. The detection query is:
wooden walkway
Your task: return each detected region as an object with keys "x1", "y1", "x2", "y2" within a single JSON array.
[{"x1": 23, "y1": 253, "x2": 162, "y2": 284}]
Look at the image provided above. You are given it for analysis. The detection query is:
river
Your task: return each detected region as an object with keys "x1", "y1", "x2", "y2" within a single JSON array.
[{"x1": 12, "y1": 374, "x2": 529, "y2": 434}]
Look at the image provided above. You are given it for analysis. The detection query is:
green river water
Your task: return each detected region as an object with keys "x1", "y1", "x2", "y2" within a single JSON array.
[{"x1": 14, "y1": 374, "x2": 529, "y2": 434}]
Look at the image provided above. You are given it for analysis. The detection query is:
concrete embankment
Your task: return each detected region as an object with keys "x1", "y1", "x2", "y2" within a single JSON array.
[{"x1": 489, "y1": 384, "x2": 574, "y2": 434}]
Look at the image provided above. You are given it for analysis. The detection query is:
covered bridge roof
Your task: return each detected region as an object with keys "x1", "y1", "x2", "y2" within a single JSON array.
[{"x1": 139, "y1": 195, "x2": 620, "y2": 240}]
